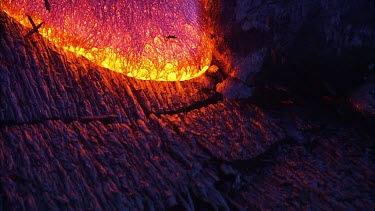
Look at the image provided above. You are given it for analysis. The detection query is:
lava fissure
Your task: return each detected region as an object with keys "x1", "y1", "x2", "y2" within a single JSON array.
[{"x1": 152, "y1": 92, "x2": 223, "y2": 117}]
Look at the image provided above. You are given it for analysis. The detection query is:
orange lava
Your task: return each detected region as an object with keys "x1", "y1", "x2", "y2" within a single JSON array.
[{"x1": 2, "y1": 0, "x2": 214, "y2": 81}]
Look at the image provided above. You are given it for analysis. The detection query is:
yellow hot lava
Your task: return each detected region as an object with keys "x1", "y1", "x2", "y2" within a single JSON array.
[{"x1": 2, "y1": 0, "x2": 213, "y2": 81}]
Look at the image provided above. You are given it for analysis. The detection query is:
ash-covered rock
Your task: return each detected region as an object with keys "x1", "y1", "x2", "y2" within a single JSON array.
[
  {"x1": 215, "y1": 48, "x2": 267, "y2": 99},
  {"x1": 230, "y1": 47, "x2": 268, "y2": 85},
  {"x1": 216, "y1": 77, "x2": 252, "y2": 100}
]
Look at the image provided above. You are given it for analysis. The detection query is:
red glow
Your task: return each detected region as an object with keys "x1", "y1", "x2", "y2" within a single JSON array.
[{"x1": 3, "y1": 0, "x2": 214, "y2": 81}]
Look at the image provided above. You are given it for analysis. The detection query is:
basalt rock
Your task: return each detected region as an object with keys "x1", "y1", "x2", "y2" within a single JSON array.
[{"x1": 0, "y1": 2, "x2": 374, "y2": 210}]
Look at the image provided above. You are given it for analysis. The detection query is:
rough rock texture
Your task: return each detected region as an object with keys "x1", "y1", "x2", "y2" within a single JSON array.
[
  {"x1": 218, "y1": 0, "x2": 374, "y2": 100},
  {"x1": 1, "y1": 1, "x2": 374, "y2": 209},
  {"x1": 0, "y1": 12, "x2": 286, "y2": 210}
]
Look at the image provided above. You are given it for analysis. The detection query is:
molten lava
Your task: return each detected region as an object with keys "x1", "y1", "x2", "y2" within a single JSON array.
[{"x1": 2, "y1": 0, "x2": 214, "y2": 81}]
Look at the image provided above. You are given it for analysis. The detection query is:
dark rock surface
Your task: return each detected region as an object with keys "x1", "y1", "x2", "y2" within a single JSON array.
[
  {"x1": 1, "y1": 0, "x2": 374, "y2": 209},
  {"x1": 218, "y1": 0, "x2": 374, "y2": 102}
]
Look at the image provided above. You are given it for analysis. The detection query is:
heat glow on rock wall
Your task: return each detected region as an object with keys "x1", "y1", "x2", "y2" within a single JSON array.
[{"x1": 2, "y1": 0, "x2": 214, "y2": 81}]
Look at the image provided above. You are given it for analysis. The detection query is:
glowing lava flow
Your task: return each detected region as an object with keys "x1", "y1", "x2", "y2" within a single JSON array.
[{"x1": 2, "y1": 0, "x2": 214, "y2": 81}]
